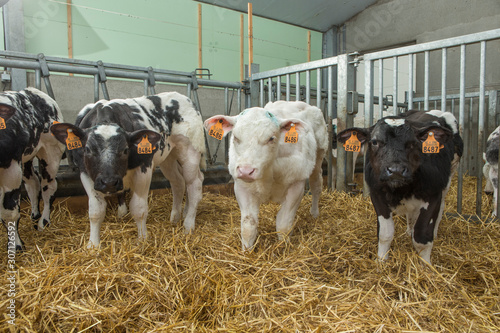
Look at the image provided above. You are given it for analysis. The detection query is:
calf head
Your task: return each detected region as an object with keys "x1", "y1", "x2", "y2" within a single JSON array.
[
  {"x1": 338, "y1": 116, "x2": 453, "y2": 189},
  {"x1": 51, "y1": 122, "x2": 161, "y2": 194},
  {"x1": 204, "y1": 107, "x2": 308, "y2": 182}
]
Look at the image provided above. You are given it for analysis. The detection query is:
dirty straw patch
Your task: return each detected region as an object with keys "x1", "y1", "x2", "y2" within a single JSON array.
[{"x1": 1, "y1": 176, "x2": 499, "y2": 332}]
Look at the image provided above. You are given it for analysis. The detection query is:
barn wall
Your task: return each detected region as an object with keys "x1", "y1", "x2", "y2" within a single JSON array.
[{"x1": 343, "y1": 0, "x2": 500, "y2": 98}]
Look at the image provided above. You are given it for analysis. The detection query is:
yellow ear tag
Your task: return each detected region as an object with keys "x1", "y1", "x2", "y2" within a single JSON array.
[
  {"x1": 0, "y1": 117, "x2": 6, "y2": 130},
  {"x1": 138, "y1": 135, "x2": 153, "y2": 154},
  {"x1": 209, "y1": 120, "x2": 224, "y2": 141},
  {"x1": 422, "y1": 131, "x2": 443, "y2": 154},
  {"x1": 343, "y1": 131, "x2": 361, "y2": 152},
  {"x1": 284, "y1": 124, "x2": 298, "y2": 144},
  {"x1": 66, "y1": 130, "x2": 82, "y2": 150}
]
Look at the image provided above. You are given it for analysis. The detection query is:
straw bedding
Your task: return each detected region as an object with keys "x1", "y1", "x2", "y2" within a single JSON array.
[{"x1": 1, "y1": 175, "x2": 499, "y2": 332}]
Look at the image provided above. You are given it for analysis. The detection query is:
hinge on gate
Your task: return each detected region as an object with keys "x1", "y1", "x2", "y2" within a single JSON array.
[{"x1": 349, "y1": 52, "x2": 361, "y2": 67}]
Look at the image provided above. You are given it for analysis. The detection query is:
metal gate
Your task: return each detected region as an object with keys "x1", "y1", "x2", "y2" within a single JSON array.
[{"x1": 249, "y1": 28, "x2": 500, "y2": 218}]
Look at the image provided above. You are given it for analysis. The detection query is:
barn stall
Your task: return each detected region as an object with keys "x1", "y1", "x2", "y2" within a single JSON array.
[{"x1": 1, "y1": 0, "x2": 500, "y2": 332}]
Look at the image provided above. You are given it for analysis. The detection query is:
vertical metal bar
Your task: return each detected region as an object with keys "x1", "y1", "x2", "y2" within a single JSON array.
[
  {"x1": 408, "y1": 54, "x2": 413, "y2": 110},
  {"x1": 441, "y1": 48, "x2": 447, "y2": 111},
  {"x1": 434, "y1": 100, "x2": 437, "y2": 109},
  {"x1": 35, "y1": 69, "x2": 41, "y2": 90},
  {"x1": 259, "y1": 79, "x2": 264, "y2": 107},
  {"x1": 187, "y1": 83, "x2": 192, "y2": 99},
  {"x1": 306, "y1": 70, "x2": 311, "y2": 104},
  {"x1": 296, "y1": 72, "x2": 300, "y2": 101},
  {"x1": 93, "y1": 74, "x2": 99, "y2": 102},
  {"x1": 327, "y1": 65, "x2": 333, "y2": 190},
  {"x1": 286, "y1": 74, "x2": 291, "y2": 101},
  {"x1": 393, "y1": 56, "x2": 398, "y2": 114},
  {"x1": 316, "y1": 69, "x2": 321, "y2": 108},
  {"x1": 144, "y1": 79, "x2": 148, "y2": 96},
  {"x1": 476, "y1": 43, "x2": 487, "y2": 216},
  {"x1": 268, "y1": 77, "x2": 273, "y2": 103},
  {"x1": 457, "y1": 44, "x2": 466, "y2": 214},
  {"x1": 424, "y1": 51, "x2": 430, "y2": 111},
  {"x1": 277, "y1": 76, "x2": 281, "y2": 101},
  {"x1": 363, "y1": 59, "x2": 374, "y2": 197},
  {"x1": 379, "y1": 59, "x2": 384, "y2": 118}
]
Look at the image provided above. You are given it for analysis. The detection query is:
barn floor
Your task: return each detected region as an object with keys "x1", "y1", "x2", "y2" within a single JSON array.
[{"x1": 1, "y1": 175, "x2": 499, "y2": 332}]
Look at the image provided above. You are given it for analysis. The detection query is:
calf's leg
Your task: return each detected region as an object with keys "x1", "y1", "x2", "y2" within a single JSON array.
[
  {"x1": 235, "y1": 181, "x2": 260, "y2": 250},
  {"x1": 81, "y1": 174, "x2": 107, "y2": 248},
  {"x1": 276, "y1": 180, "x2": 306, "y2": 240}
]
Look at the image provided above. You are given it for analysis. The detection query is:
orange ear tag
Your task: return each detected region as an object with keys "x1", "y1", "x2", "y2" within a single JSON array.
[
  {"x1": 66, "y1": 130, "x2": 82, "y2": 150},
  {"x1": 209, "y1": 120, "x2": 224, "y2": 141},
  {"x1": 0, "y1": 117, "x2": 6, "y2": 130},
  {"x1": 284, "y1": 124, "x2": 298, "y2": 144},
  {"x1": 343, "y1": 131, "x2": 361, "y2": 152},
  {"x1": 138, "y1": 135, "x2": 153, "y2": 154},
  {"x1": 422, "y1": 131, "x2": 443, "y2": 154}
]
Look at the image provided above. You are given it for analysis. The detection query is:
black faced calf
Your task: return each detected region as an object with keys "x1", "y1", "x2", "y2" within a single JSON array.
[{"x1": 338, "y1": 110, "x2": 463, "y2": 264}]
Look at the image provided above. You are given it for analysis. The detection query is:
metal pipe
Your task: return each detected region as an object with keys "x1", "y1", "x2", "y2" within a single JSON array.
[
  {"x1": 306, "y1": 70, "x2": 311, "y2": 104},
  {"x1": 457, "y1": 44, "x2": 466, "y2": 214},
  {"x1": 379, "y1": 59, "x2": 384, "y2": 118},
  {"x1": 286, "y1": 74, "x2": 291, "y2": 101},
  {"x1": 408, "y1": 54, "x2": 413, "y2": 110},
  {"x1": 296, "y1": 72, "x2": 300, "y2": 101},
  {"x1": 327, "y1": 65, "x2": 333, "y2": 190},
  {"x1": 424, "y1": 51, "x2": 429, "y2": 111},
  {"x1": 276, "y1": 76, "x2": 281, "y2": 101},
  {"x1": 393, "y1": 56, "x2": 398, "y2": 114},
  {"x1": 316, "y1": 69, "x2": 321, "y2": 108},
  {"x1": 268, "y1": 77, "x2": 273, "y2": 103},
  {"x1": 441, "y1": 48, "x2": 447, "y2": 111},
  {"x1": 260, "y1": 79, "x2": 264, "y2": 107}
]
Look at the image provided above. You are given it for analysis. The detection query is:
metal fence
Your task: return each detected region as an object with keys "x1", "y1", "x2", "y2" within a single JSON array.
[
  {"x1": 0, "y1": 50, "x2": 245, "y2": 194},
  {"x1": 249, "y1": 28, "x2": 500, "y2": 219}
]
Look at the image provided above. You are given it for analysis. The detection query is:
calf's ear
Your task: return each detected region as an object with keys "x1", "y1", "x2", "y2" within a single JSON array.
[
  {"x1": 337, "y1": 128, "x2": 370, "y2": 144},
  {"x1": 204, "y1": 115, "x2": 235, "y2": 137},
  {"x1": 129, "y1": 129, "x2": 162, "y2": 149},
  {"x1": 417, "y1": 126, "x2": 452, "y2": 144},
  {"x1": 0, "y1": 104, "x2": 16, "y2": 122},
  {"x1": 50, "y1": 123, "x2": 87, "y2": 146},
  {"x1": 280, "y1": 118, "x2": 309, "y2": 133}
]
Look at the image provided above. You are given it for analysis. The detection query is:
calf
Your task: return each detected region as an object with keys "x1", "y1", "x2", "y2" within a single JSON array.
[
  {"x1": 204, "y1": 101, "x2": 327, "y2": 250},
  {"x1": 484, "y1": 125, "x2": 500, "y2": 215},
  {"x1": 338, "y1": 109, "x2": 463, "y2": 264},
  {"x1": 0, "y1": 88, "x2": 65, "y2": 251},
  {"x1": 51, "y1": 92, "x2": 205, "y2": 248}
]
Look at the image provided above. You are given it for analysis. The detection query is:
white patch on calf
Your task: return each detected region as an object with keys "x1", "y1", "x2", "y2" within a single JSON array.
[
  {"x1": 384, "y1": 118, "x2": 405, "y2": 127},
  {"x1": 377, "y1": 215, "x2": 395, "y2": 260},
  {"x1": 426, "y1": 110, "x2": 458, "y2": 134},
  {"x1": 94, "y1": 124, "x2": 120, "y2": 139}
]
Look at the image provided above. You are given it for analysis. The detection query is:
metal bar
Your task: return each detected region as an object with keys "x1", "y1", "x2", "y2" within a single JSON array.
[
  {"x1": 296, "y1": 72, "x2": 300, "y2": 101},
  {"x1": 408, "y1": 54, "x2": 413, "y2": 110},
  {"x1": 276, "y1": 76, "x2": 281, "y2": 101},
  {"x1": 457, "y1": 44, "x2": 466, "y2": 214},
  {"x1": 259, "y1": 79, "x2": 264, "y2": 107},
  {"x1": 268, "y1": 77, "x2": 273, "y2": 103},
  {"x1": 424, "y1": 51, "x2": 429, "y2": 111},
  {"x1": 93, "y1": 74, "x2": 99, "y2": 102},
  {"x1": 363, "y1": 28, "x2": 500, "y2": 61},
  {"x1": 327, "y1": 65, "x2": 333, "y2": 190},
  {"x1": 364, "y1": 59, "x2": 374, "y2": 196},
  {"x1": 286, "y1": 74, "x2": 291, "y2": 101},
  {"x1": 316, "y1": 69, "x2": 321, "y2": 108},
  {"x1": 305, "y1": 70, "x2": 311, "y2": 104},
  {"x1": 441, "y1": 48, "x2": 447, "y2": 111},
  {"x1": 475, "y1": 43, "x2": 485, "y2": 215},
  {"x1": 393, "y1": 56, "x2": 398, "y2": 114},
  {"x1": 379, "y1": 59, "x2": 384, "y2": 118},
  {"x1": 35, "y1": 69, "x2": 41, "y2": 90},
  {"x1": 251, "y1": 56, "x2": 339, "y2": 79}
]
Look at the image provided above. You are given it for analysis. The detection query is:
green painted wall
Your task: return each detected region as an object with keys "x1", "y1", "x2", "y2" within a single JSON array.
[{"x1": 21, "y1": 0, "x2": 322, "y2": 82}]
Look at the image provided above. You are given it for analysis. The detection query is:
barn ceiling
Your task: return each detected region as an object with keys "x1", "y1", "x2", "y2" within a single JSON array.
[{"x1": 195, "y1": 0, "x2": 378, "y2": 32}]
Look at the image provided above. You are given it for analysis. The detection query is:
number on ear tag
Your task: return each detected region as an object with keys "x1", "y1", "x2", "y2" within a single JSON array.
[
  {"x1": 209, "y1": 120, "x2": 224, "y2": 140},
  {"x1": 284, "y1": 124, "x2": 298, "y2": 143},
  {"x1": 343, "y1": 131, "x2": 361, "y2": 152},
  {"x1": 0, "y1": 117, "x2": 6, "y2": 130},
  {"x1": 66, "y1": 130, "x2": 82, "y2": 150},
  {"x1": 138, "y1": 135, "x2": 153, "y2": 154},
  {"x1": 422, "y1": 131, "x2": 443, "y2": 154}
]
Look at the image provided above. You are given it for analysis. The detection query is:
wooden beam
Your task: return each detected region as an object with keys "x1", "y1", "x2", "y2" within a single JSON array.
[
  {"x1": 307, "y1": 30, "x2": 311, "y2": 62},
  {"x1": 248, "y1": 3, "x2": 253, "y2": 76}
]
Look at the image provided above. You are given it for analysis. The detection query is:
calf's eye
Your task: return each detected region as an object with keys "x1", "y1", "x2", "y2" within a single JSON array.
[
  {"x1": 370, "y1": 139, "x2": 378, "y2": 146},
  {"x1": 268, "y1": 136, "x2": 276, "y2": 143}
]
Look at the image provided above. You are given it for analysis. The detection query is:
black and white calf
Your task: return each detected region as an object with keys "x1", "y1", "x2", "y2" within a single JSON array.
[
  {"x1": 338, "y1": 110, "x2": 463, "y2": 264},
  {"x1": 205, "y1": 101, "x2": 327, "y2": 250},
  {"x1": 484, "y1": 125, "x2": 500, "y2": 216},
  {"x1": 0, "y1": 88, "x2": 65, "y2": 251},
  {"x1": 51, "y1": 92, "x2": 205, "y2": 248}
]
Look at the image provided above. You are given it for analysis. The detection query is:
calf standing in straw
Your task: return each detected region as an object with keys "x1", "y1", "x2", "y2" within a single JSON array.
[
  {"x1": 0, "y1": 88, "x2": 65, "y2": 251},
  {"x1": 205, "y1": 101, "x2": 327, "y2": 250}
]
